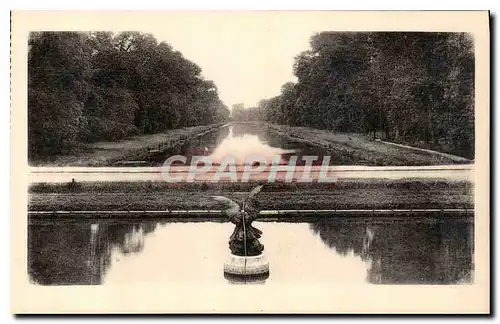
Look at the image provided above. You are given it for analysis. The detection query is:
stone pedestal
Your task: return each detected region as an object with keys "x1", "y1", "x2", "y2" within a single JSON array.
[
  {"x1": 223, "y1": 253, "x2": 269, "y2": 282},
  {"x1": 225, "y1": 276, "x2": 267, "y2": 285}
]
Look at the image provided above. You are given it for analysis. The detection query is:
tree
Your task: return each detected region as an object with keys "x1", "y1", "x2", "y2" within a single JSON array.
[
  {"x1": 28, "y1": 32, "x2": 91, "y2": 158},
  {"x1": 28, "y1": 31, "x2": 229, "y2": 161},
  {"x1": 256, "y1": 32, "x2": 475, "y2": 158}
]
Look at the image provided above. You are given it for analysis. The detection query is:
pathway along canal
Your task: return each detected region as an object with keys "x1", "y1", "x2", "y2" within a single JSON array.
[{"x1": 112, "y1": 123, "x2": 362, "y2": 167}]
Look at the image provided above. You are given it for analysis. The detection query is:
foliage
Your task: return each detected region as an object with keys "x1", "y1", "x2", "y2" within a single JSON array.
[
  {"x1": 28, "y1": 31, "x2": 230, "y2": 160},
  {"x1": 231, "y1": 103, "x2": 260, "y2": 121},
  {"x1": 255, "y1": 32, "x2": 475, "y2": 158}
]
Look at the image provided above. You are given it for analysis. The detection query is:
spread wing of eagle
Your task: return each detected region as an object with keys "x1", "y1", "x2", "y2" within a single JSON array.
[
  {"x1": 210, "y1": 185, "x2": 264, "y2": 219},
  {"x1": 242, "y1": 184, "x2": 263, "y2": 217},
  {"x1": 210, "y1": 195, "x2": 241, "y2": 217}
]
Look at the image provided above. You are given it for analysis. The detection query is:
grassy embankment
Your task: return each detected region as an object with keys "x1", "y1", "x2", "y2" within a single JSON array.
[
  {"x1": 31, "y1": 122, "x2": 472, "y2": 167},
  {"x1": 30, "y1": 124, "x2": 225, "y2": 167},
  {"x1": 29, "y1": 180, "x2": 473, "y2": 213},
  {"x1": 28, "y1": 122, "x2": 474, "y2": 217},
  {"x1": 264, "y1": 124, "x2": 473, "y2": 166}
]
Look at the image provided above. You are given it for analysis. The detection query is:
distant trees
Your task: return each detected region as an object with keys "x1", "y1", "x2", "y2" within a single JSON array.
[
  {"x1": 28, "y1": 31, "x2": 230, "y2": 160},
  {"x1": 30, "y1": 31, "x2": 474, "y2": 160},
  {"x1": 256, "y1": 32, "x2": 475, "y2": 158},
  {"x1": 231, "y1": 103, "x2": 260, "y2": 121}
]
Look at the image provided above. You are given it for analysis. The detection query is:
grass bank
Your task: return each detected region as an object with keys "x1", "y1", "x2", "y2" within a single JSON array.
[
  {"x1": 265, "y1": 123, "x2": 472, "y2": 166},
  {"x1": 29, "y1": 179, "x2": 473, "y2": 212},
  {"x1": 30, "y1": 124, "x2": 225, "y2": 167}
]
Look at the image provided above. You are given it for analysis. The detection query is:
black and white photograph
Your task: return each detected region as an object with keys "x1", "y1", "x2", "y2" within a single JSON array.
[{"x1": 10, "y1": 10, "x2": 490, "y2": 314}]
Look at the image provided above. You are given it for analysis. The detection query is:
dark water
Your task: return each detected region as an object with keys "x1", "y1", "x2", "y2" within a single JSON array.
[
  {"x1": 28, "y1": 217, "x2": 473, "y2": 286},
  {"x1": 121, "y1": 123, "x2": 342, "y2": 167}
]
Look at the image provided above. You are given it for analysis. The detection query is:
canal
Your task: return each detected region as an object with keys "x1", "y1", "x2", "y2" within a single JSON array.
[
  {"x1": 28, "y1": 217, "x2": 473, "y2": 286},
  {"x1": 112, "y1": 123, "x2": 353, "y2": 167},
  {"x1": 27, "y1": 124, "x2": 475, "y2": 287}
]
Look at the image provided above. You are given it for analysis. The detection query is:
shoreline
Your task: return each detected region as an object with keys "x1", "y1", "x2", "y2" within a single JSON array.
[
  {"x1": 29, "y1": 209, "x2": 473, "y2": 222},
  {"x1": 29, "y1": 179, "x2": 473, "y2": 214},
  {"x1": 29, "y1": 122, "x2": 474, "y2": 168},
  {"x1": 264, "y1": 123, "x2": 472, "y2": 166},
  {"x1": 29, "y1": 123, "x2": 227, "y2": 167}
]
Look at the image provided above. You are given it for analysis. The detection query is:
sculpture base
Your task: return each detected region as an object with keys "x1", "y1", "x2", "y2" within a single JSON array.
[
  {"x1": 224, "y1": 272, "x2": 269, "y2": 284},
  {"x1": 223, "y1": 253, "x2": 269, "y2": 280}
]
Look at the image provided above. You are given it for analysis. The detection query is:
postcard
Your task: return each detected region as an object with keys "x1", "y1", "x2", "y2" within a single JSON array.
[{"x1": 11, "y1": 10, "x2": 490, "y2": 314}]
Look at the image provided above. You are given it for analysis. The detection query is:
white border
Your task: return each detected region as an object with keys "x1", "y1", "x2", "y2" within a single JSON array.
[{"x1": 3, "y1": 1, "x2": 498, "y2": 323}]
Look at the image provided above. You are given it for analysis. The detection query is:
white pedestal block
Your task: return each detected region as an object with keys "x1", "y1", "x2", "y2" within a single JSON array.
[
  {"x1": 223, "y1": 253, "x2": 269, "y2": 276},
  {"x1": 226, "y1": 278, "x2": 266, "y2": 285}
]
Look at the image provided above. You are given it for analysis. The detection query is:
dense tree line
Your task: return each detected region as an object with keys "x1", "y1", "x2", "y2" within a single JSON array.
[
  {"x1": 249, "y1": 32, "x2": 474, "y2": 158},
  {"x1": 231, "y1": 103, "x2": 260, "y2": 121},
  {"x1": 28, "y1": 31, "x2": 230, "y2": 160}
]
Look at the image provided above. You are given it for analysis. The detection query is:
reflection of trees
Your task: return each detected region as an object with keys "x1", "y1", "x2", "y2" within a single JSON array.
[
  {"x1": 258, "y1": 129, "x2": 332, "y2": 166},
  {"x1": 106, "y1": 222, "x2": 156, "y2": 255},
  {"x1": 152, "y1": 123, "x2": 338, "y2": 167},
  {"x1": 28, "y1": 223, "x2": 95, "y2": 285},
  {"x1": 215, "y1": 125, "x2": 230, "y2": 145},
  {"x1": 231, "y1": 124, "x2": 284, "y2": 150},
  {"x1": 196, "y1": 125, "x2": 230, "y2": 148},
  {"x1": 150, "y1": 126, "x2": 230, "y2": 166},
  {"x1": 29, "y1": 217, "x2": 473, "y2": 286},
  {"x1": 28, "y1": 221, "x2": 157, "y2": 285},
  {"x1": 231, "y1": 123, "x2": 262, "y2": 138},
  {"x1": 263, "y1": 130, "x2": 284, "y2": 148},
  {"x1": 310, "y1": 218, "x2": 473, "y2": 284},
  {"x1": 310, "y1": 219, "x2": 371, "y2": 261}
]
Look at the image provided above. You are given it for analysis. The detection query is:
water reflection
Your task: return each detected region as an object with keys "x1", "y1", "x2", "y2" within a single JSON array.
[
  {"x1": 28, "y1": 221, "x2": 157, "y2": 285},
  {"x1": 149, "y1": 126, "x2": 230, "y2": 166},
  {"x1": 310, "y1": 218, "x2": 473, "y2": 284},
  {"x1": 28, "y1": 217, "x2": 473, "y2": 286},
  {"x1": 209, "y1": 125, "x2": 296, "y2": 165},
  {"x1": 142, "y1": 123, "x2": 344, "y2": 166}
]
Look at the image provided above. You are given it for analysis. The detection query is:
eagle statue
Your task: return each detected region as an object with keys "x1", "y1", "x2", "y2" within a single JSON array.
[{"x1": 210, "y1": 185, "x2": 265, "y2": 257}]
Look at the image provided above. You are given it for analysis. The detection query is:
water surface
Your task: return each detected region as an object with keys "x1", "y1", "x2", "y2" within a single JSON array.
[
  {"x1": 28, "y1": 217, "x2": 473, "y2": 285},
  {"x1": 118, "y1": 123, "x2": 345, "y2": 167}
]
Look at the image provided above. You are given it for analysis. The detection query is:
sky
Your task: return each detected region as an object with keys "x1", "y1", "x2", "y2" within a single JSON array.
[
  {"x1": 24, "y1": 11, "x2": 485, "y2": 109},
  {"x1": 145, "y1": 13, "x2": 321, "y2": 109}
]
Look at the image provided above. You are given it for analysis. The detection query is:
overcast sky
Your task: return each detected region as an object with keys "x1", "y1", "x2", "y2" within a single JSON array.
[{"x1": 144, "y1": 13, "x2": 321, "y2": 109}]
